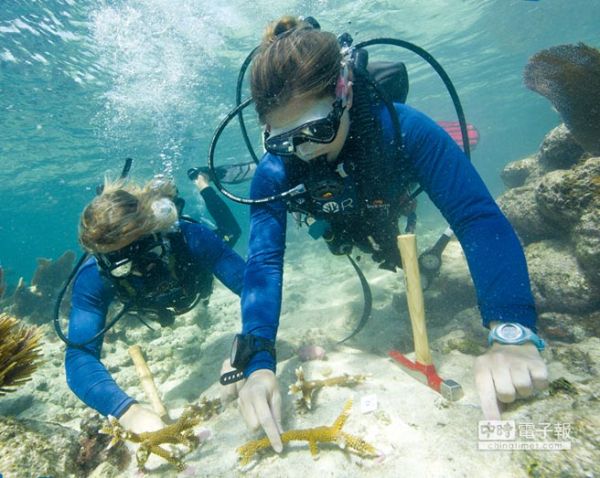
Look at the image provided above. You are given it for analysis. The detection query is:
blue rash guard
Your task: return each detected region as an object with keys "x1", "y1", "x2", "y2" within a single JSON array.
[
  {"x1": 65, "y1": 219, "x2": 245, "y2": 418},
  {"x1": 241, "y1": 103, "x2": 537, "y2": 376}
]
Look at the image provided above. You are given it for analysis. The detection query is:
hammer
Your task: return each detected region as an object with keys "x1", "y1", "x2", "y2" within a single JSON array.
[{"x1": 389, "y1": 234, "x2": 463, "y2": 401}]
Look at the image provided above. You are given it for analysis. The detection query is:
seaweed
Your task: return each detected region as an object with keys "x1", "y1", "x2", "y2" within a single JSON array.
[
  {"x1": 237, "y1": 399, "x2": 378, "y2": 465},
  {"x1": 0, "y1": 312, "x2": 44, "y2": 395}
]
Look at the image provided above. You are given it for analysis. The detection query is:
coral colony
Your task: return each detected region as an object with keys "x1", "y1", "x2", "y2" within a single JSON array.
[
  {"x1": 289, "y1": 366, "x2": 368, "y2": 411},
  {"x1": 237, "y1": 399, "x2": 378, "y2": 465},
  {"x1": 100, "y1": 398, "x2": 221, "y2": 471}
]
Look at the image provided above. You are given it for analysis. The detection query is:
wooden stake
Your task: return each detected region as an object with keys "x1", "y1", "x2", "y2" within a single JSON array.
[
  {"x1": 128, "y1": 344, "x2": 169, "y2": 421},
  {"x1": 397, "y1": 234, "x2": 433, "y2": 365}
]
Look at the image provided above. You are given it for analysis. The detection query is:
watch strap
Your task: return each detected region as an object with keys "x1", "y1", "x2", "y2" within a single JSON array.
[
  {"x1": 488, "y1": 323, "x2": 545, "y2": 351},
  {"x1": 219, "y1": 369, "x2": 245, "y2": 385}
]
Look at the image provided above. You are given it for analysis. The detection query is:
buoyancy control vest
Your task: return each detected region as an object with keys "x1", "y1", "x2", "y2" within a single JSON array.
[
  {"x1": 103, "y1": 219, "x2": 214, "y2": 326},
  {"x1": 283, "y1": 59, "x2": 416, "y2": 271}
]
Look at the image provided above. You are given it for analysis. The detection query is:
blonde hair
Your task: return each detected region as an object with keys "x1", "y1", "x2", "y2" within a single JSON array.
[
  {"x1": 251, "y1": 16, "x2": 342, "y2": 123},
  {"x1": 79, "y1": 177, "x2": 178, "y2": 253}
]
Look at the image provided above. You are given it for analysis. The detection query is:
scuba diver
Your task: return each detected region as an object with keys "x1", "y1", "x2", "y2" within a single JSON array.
[
  {"x1": 62, "y1": 175, "x2": 245, "y2": 434},
  {"x1": 218, "y1": 16, "x2": 548, "y2": 452}
]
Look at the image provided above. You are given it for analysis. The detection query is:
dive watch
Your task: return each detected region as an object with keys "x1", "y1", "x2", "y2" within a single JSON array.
[
  {"x1": 220, "y1": 333, "x2": 276, "y2": 385},
  {"x1": 488, "y1": 322, "x2": 545, "y2": 351}
]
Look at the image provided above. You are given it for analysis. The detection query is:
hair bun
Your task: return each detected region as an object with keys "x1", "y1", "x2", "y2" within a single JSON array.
[{"x1": 264, "y1": 16, "x2": 306, "y2": 42}]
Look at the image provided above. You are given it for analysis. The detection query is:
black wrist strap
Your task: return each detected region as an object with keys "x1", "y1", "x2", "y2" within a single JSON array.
[{"x1": 220, "y1": 369, "x2": 245, "y2": 385}]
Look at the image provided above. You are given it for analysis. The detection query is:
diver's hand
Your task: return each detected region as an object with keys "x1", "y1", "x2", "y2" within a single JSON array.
[
  {"x1": 194, "y1": 173, "x2": 210, "y2": 191},
  {"x1": 474, "y1": 342, "x2": 548, "y2": 420},
  {"x1": 220, "y1": 358, "x2": 246, "y2": 403},
  {"x1": 118, "y1": 403, "x2": 165, "y2": 434},
  {"x1": 237, "y1": 369, "x2": 283, "y2": 452}
]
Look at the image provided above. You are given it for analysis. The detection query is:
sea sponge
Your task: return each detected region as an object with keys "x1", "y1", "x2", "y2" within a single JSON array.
[{"x1": 524, "y1": 43, "x2": 600, "y2": 155}]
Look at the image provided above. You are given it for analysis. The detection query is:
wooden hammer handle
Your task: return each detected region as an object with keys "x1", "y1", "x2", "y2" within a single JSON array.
[
  {"x1": 397, "y1": 234, "x2": 433, "y2": 365},
  {"x1": 128, "y1": 344, "x2": 170, "y2": 421}
]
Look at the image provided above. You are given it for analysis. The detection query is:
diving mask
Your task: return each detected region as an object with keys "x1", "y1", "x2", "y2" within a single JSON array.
[
  {"x1": 263, "y1": 64, "x2": 350, "y2": 158},
  {"x1": 96, "y1": 233, "x2": 170, "y2": 278}
]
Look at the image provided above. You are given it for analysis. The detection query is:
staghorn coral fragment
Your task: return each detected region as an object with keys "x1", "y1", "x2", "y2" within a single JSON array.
[
  {"x1": 0, "y1": 312, "x2": 44, "y2": 395},
  {"x1": 524, "y1": 43, "x2": 600, "y2": 155},
  {"x1": 237, "y1": 399, "x2": 377, "y2": 465},
  {"x1": 100, "y1": 398, "x2": 221, "y2": 471},
  {"x1": 288, "y1": 366, "x2": 367, "y2": 411}
]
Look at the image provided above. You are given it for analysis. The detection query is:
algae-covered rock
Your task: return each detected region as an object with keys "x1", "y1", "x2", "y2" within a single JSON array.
[
  {"x1": 497, "y1": 182, "x2": 556, "y2": 244},
  {"x1": 525, "y1": 240, "x2": 600, "y2": 313},
  {"x1": 0, "y1": 416, "x2": 81, "y2": 477},
  {"x1": 515, "y1": 338, "x2": 600, "y2": 477},
  {"x1": 501, "y1": 155, "x2": 542, "y2": 189},
  {"x1": 538, "y1": 124, "x2": 585, "y2": 171},
  {"x1": 573, "y1": 210, "x2": 600, "y2": 286},
  {"x1": 535, "y1": 157, "x2": 600, "y2": 230},
  {"x1": 538, "y1": 312, "x2": 588, "y2": 344}
]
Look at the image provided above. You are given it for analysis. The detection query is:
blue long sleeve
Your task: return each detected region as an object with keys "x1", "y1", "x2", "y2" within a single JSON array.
[
  {"x1": 65, "y1": 258, "x2": 134, "y2": 418},
  {"x1": 65, "y1": 221, "x2": 245, "y2": 416},
  {"x1": 241, "y1": 103, "x2": 538, "y2": 375},
  {"x1": 390, "y1": 104, "x2": 537, "y2": 330},
  {"x1": 240, "y1": 159, "x2": 288, "y2": 376}
]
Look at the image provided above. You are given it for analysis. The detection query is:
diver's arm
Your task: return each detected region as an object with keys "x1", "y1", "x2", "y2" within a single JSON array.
[
  {"x1": 200, "y1": 186, "x2": 242, "y2": 247},
  {"x1": 182, "y1": 221, "x2": 245, "y2": 296},
  {"x1": 240, "y1": 156, "x2": 288, "y2": 376},
  {"x1": 64, "y1": 260, "x2": 136, "y2": 417},
  {"x1": 396, "y1": 104, "x2": 537, "y2": 331}
]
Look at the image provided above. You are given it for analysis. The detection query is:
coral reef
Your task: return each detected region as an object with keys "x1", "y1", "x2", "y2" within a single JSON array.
[
  {"x1": 0, "y1": 312, "x2": 43, "y2": 395},
  {"x1": 524, "y1": 43, "x2": 600, "y2": 155},
  {"x1": 100, "y1": 397, "x2": 221, "y2": 471},
  {"x1": 11, "y1": 250, "x2": 76, "y2": 324},
  {"x1": 237, "y1": 399, "x2": 378, "y2": 465},
  {"x1": 0, "y1": 416, "x2": 82, "y2": 477},
  {"x1": 289, "y1": 366, "x2": 367, "y2": 411},
  {"x1": 76, "y1": 412, "x2": 130, "y2": 476},
  {"x1": 498, "y1": 122, "x2": 600, "y2": 329}
]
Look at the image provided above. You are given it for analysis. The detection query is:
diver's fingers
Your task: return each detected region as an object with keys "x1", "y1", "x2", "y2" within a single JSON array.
[
  {"x1": 270, "y1": 387, "x2": 283, "y2": 434},
  {"x1": 492, "y1": 363, "x2": 517, "y2": 404},
  {"x1": 475, "y1": 358, "x2": 501, "y2": 420},
  {"x1": 529, "y1": 361, "x2": 549, "y2": 391},
  {"x1": 238, "y1": 395, "x2": 259, "y2": 431},
  {"x1": 253, "y1": 397, "x2": 283, "y2": 453},
  {"x1": 511, "y1": 365, "x2": 534, "y2": 398}
]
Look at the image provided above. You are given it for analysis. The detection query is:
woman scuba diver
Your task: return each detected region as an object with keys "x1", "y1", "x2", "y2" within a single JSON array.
[
  {"x1": 225, "y1": 16, "x2": 548, "y2": 452},
  {"x1": 63, "y1": 175, "x2": 245, "y2": 434}
]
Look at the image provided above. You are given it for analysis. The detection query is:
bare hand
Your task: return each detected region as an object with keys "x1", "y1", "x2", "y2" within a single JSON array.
[
  {"x1": 474, "y1": 342, "x2": 548, "y2": 419},
  {"x1": 118, "y1": 403, "x2": 165, "y2": 434},
  {"x1": 237, "y1": 369, "x2": 283, "y2": 452}
]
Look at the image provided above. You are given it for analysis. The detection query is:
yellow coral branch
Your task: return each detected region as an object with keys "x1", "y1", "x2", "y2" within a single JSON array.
[
  {"x1": 100, "y1": 398, "x2": 221, "y2": 471},
  {"x1": 237, "y1": 399, "x2": 377, "y2": 465},
  {"x1": 288, "y1": 366, "x2": 367, "y2": 410}
]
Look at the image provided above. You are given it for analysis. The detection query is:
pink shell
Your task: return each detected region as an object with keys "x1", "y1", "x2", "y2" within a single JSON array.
[{"x1": 297, "y1": 345, "x2": 326, "y2": 362}]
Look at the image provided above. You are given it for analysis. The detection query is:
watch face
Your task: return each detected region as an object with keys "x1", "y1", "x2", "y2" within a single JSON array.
[
  {"x1": 498, "y1": 324, "x2": 524, "y2": 341},
  {"x1": 419, "y1": 253, "x2": 441, "y2": 272}
]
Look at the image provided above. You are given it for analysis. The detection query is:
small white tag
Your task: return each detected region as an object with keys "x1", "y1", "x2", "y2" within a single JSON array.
[{"x1": 360, "y1": 394, "x2": 378, "y2": 414}]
